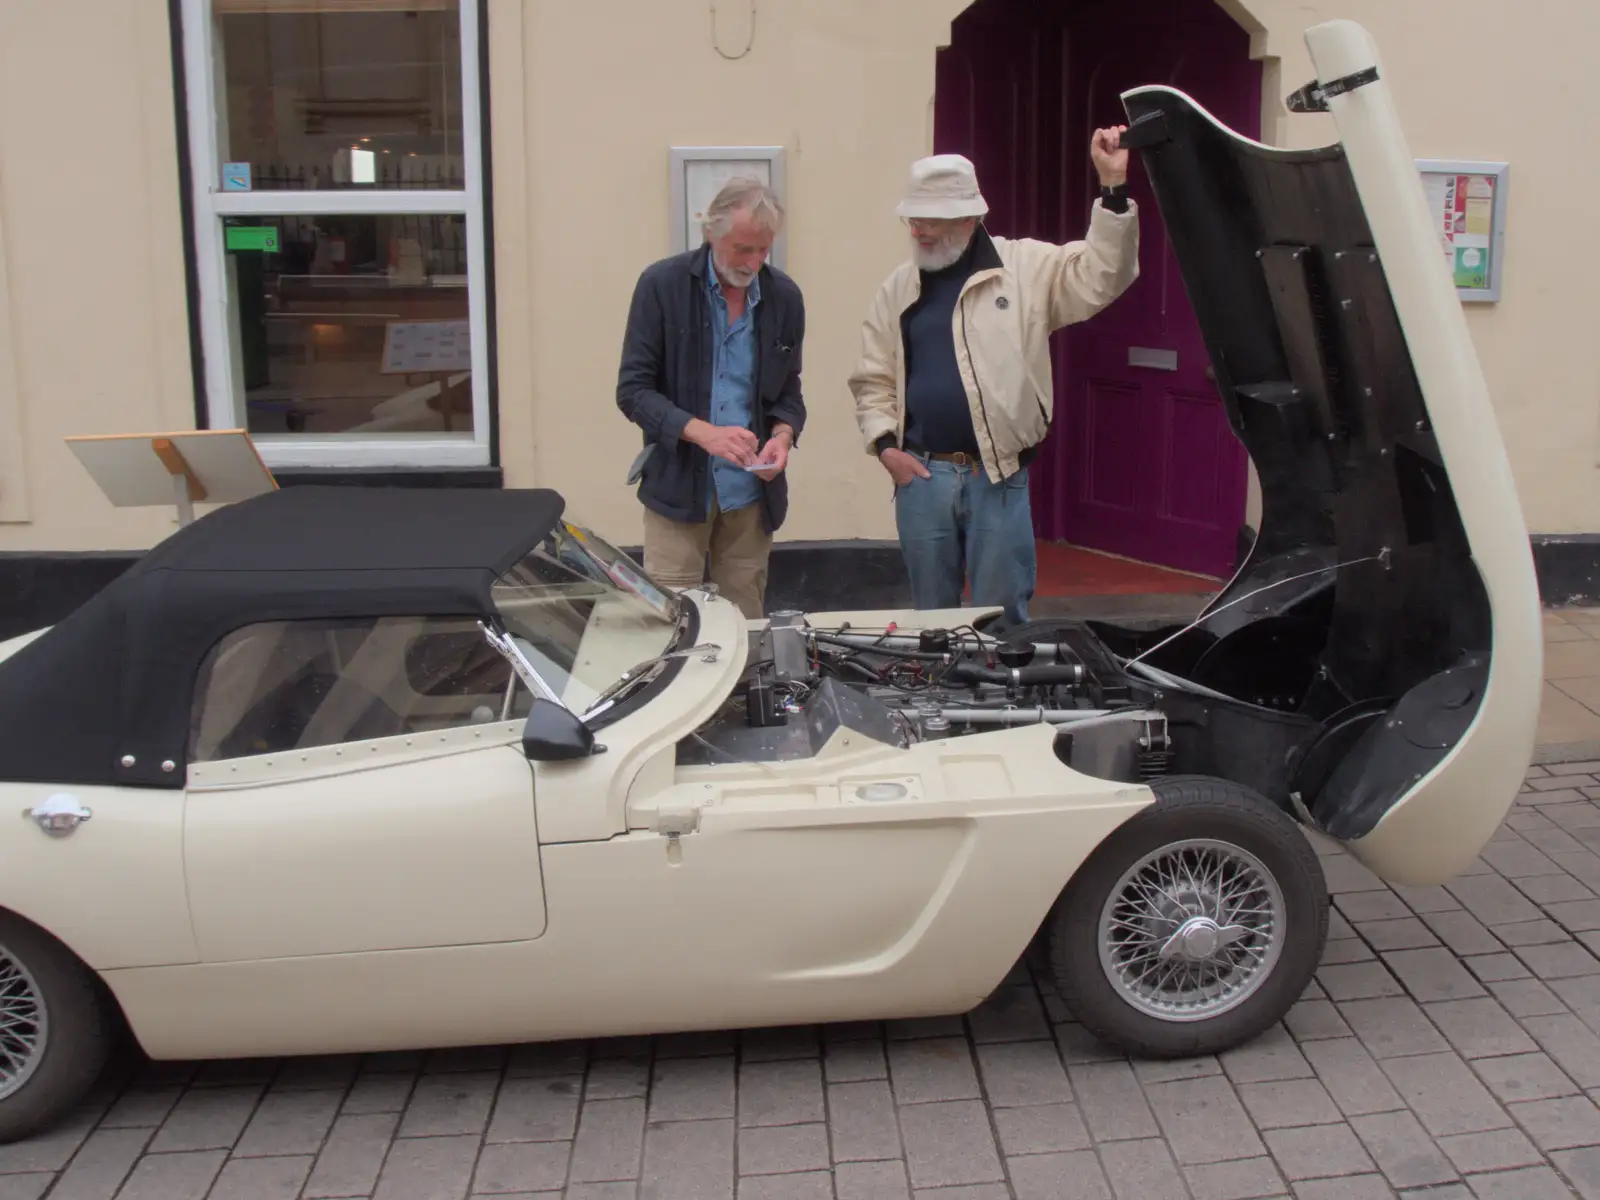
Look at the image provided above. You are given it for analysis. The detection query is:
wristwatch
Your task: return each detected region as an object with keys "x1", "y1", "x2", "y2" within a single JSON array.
[{"x1": 1100, "y1": 183, "x2": 1130, "y2": 214}]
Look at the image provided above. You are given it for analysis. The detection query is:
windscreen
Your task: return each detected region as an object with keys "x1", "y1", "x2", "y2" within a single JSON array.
[{"x1": 490, "y1": 520, "x2": 682, "y2": 712}]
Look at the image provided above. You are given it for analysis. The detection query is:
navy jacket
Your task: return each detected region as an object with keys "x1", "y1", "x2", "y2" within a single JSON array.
[{"x1": 616, "y1": 248, "x2": 806, "y2": 532}]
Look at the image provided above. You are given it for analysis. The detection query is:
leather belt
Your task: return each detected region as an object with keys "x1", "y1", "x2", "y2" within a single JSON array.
[{"x1": 910, "y1": 449, "x2": 977, "y2": 467}]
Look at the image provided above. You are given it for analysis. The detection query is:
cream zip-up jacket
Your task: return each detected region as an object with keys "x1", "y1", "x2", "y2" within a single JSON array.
[{"x1": 849, "y1": 201, "x2": 1140, "y2": 483}]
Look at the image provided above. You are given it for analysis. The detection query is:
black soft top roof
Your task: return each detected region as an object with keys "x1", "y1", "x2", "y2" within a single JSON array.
[
  {"x1": 142, "y1": 484, "x2": 564, "y2": 577},
  {"x1": 0, "y1": 486, "x2": 564, "y2": 789}
]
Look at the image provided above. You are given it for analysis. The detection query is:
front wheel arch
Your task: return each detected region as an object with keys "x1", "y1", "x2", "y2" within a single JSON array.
[
  {"x1": 0, "y1": 904, "x2": 131, "y2": 1030},
  {"x1": 0, "y1": 906, "x2": 124, "y2": 1142},
  {"x1": 1046, "y1": 774, "x2": 1329, "y2": 1058}
]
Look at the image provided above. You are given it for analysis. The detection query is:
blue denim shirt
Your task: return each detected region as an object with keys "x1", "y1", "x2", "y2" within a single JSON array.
[{"x1": 704, "y1": 248, "x2": 762, "y2": 514}]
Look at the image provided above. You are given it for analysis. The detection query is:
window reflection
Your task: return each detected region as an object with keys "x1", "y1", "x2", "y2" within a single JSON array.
[
  {"x1": 214, "y1": 0, "x2": 464, "y2": 191},
  {"x1": 225, "y1": 212, "x2": 472, "y2": 435}
]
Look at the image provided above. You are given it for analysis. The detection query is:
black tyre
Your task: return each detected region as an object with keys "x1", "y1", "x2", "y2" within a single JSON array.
[
  {"x1": 0, "y1": 913, "x2": 114, "y2": 1143},
  {"x1": 1047, "y1": 775, "x2": 1328, "y2": 1058}
]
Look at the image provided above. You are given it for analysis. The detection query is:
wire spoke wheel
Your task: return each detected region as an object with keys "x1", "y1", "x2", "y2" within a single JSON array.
[
  {"x1": 1051, "y1": 778, "x2": 1326, "y2": 1058},
  {"x1": 1097, "y1": 837, "x2": 1285, "y2": 1023},
  {"x1": 0, "y1": 948, "x2": 46, "y2": 1102}
]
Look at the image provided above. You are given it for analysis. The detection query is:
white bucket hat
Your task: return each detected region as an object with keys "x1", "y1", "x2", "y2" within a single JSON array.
[{"x1": 895, "y1": 154, "x2": 989, "y2": 220}]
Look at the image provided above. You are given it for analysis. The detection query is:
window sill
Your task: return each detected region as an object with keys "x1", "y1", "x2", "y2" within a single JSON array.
[{"x1": 252, "y1": 435, "x2": 490, "y2": 471}]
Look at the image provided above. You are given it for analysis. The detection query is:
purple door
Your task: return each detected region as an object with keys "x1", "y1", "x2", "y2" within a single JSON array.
[
  {"x1": 933, "y1": 2, "x2": 1064, "y2": 243},
  {"x1": 935, "y1": 0, "x2": 1260, "y2": 578}
]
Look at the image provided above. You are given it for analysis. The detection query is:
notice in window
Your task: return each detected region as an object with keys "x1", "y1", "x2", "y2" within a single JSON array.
[{"x1": 381, "y1": 320, "x2": 473, "y2": 375}]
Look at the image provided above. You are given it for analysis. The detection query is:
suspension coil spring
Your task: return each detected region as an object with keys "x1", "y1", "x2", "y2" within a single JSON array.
[
  {"x1": 1137, "y1": 717, "x2": 1172, "y2": 780},
  {"x1": 1138, "y1": 748, "x2": 1173, "y2": 780}
]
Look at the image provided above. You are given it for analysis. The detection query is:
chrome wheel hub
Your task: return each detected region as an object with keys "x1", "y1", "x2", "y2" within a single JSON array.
[
  {"x1": 0, "y1": 946, "x2": 46, "y2": 1100},
  {"x1": 1098, "y1": 838, "x2": 1285, "y2": 1022},
  {"x1": 1163, "y1": 915, "x2": 1249, "y2": 962}
]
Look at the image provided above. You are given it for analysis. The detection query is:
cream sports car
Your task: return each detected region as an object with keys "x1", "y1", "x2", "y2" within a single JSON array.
[{"x1": 0, "y1": 19, "x2": 1542, "y2": 1142}]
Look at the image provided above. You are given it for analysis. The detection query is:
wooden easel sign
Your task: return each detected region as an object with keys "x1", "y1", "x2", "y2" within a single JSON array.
[{"x1": 64, "y1": 429, "x2": 277, "y2": 528}]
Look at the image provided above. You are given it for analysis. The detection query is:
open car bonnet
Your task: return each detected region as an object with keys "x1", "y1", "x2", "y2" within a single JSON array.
[{"x1": 1108, "y1": 21, "x2": 1542, "y2": 883}]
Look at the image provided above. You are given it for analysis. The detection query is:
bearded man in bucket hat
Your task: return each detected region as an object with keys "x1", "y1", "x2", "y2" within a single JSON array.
[{"x1": 849, "y1": 130, "x2": 1139, "y2": 630}]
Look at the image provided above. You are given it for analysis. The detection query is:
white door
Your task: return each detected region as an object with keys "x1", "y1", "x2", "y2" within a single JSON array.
[{"x1": 181, "y1": 614, "x2": 546, "y2": 963}]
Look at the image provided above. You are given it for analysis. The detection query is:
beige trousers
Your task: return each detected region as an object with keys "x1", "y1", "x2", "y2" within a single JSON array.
[{"x1": 641, "y1": 496, "x2": 772, "y2": 620}]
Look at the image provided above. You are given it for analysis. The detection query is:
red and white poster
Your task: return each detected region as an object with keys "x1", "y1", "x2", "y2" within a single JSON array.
[{"x1": 1422, "y1": 170, "x2": 1495, "y2": 290}]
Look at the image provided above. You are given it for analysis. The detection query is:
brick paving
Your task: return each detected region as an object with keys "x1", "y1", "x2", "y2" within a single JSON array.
[
  {"x1": 1539, "y1": 609, "x2": 1600, "y2": 759},
  {"x1": 3, "y1": 768, "x2": 1599, "y2": 1198},
  {"x1": 7, "y1": 609, "x2": 1600, "y2": 1198}
]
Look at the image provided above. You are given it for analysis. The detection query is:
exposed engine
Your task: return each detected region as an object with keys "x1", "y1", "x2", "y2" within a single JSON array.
[{"x1": 677, "y1": 611, "x2": 1171, "y2": 783}]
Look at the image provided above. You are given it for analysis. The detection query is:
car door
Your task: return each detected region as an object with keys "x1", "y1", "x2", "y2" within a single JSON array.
[{"x1": 181, "y1": 614, "x2": 547, "y2": 963}]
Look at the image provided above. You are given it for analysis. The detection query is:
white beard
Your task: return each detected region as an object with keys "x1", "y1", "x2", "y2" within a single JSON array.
[
  {"x1": 712, "y1": 251, "x2": 756, "y2": 288},
  {"x1": 911, "y1": 229, "x2": 973, "y2": 272}
]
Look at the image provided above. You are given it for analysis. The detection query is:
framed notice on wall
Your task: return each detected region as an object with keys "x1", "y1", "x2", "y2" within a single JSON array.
[
  {"x1": 669, "y1": 146, "x2": 788, "y2": 271},
  {"x1": 1417, "y1": 159, "x2": 1509, "y2": 302}
]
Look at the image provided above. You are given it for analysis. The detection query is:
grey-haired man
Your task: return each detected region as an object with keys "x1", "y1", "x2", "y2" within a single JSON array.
[
  {"x1": 616, "y1": 177, "x2": 806, "y2": 620},
  {"x1": 849, "y1": 133, "x2": 1139, "y2": 630}
]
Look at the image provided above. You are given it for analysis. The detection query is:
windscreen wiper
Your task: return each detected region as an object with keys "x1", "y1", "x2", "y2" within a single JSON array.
[
  {"x1": 582, "y1": 641, "x2": 722, "y2": 720},
  {"x1": 479, "y1": 621, "x2": 566, "y2": 708}
]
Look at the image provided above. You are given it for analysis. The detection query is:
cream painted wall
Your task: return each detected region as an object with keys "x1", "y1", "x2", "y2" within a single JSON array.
[
  {"x1": 0, "y1": 3, "x2": 196, "y2": 550},
  {"x1": 495, "y1": 0, "x2": 969, "y2": 546},
  {"x1": 1241, "y1": 0, "x2": 1600, "y2": 540},
  {"x1": 0, "y1": 0, "x2": 1593, "y2": 557},
  {"x1": 498, "y1": 0, "x2": 1600, "y2": 549}
]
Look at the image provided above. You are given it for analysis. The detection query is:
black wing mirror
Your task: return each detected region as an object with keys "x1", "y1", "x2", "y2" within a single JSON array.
[{"x1": 521, "y1": 698, "x2": 598, "y2": 762}]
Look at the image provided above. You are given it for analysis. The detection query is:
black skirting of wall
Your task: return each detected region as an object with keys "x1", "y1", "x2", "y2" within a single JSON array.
[
  {"x1": 617, "y1": 541, "x2": 915, "y2": 615},
  {"x1": 0, "y1": 539, "x2": 913, "y2": 643},
  {"x1": 271, "y1": 467, "x2": 504, "y2": 490},
  {"x1": 1532, "y1": 534, "x2": 1600, "y2": 608},
  {"x1": 1, "y1": 534, "x2": 1594, "y2": 643},
  {"x1": 0, "y1": 553, "x2": 140, "y2": 642}
]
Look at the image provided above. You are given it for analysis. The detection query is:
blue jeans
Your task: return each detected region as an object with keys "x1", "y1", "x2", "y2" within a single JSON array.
[{"x1": 894, "y1": 456, "x2": 1036, "y2": 629}]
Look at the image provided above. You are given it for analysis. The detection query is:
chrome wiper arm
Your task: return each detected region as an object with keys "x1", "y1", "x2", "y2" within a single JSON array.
[
  {"x1": 582, "y1": 642, "x2": 723, "y2": 719},
  {"x1": 581, "y1": 664, "x2": 659, "y2": 721},
  {"x1": 479, "y1": 621, "x2": 566, "y2": 709}
]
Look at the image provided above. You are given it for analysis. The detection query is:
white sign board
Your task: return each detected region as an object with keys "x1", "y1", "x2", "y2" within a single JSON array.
[
  {"x1": 65, "y1": 428, "x2": 277, "y2": 526},
  {"x1": 669, "y1": 146, "x2": 787, "y2": 271},
  {"x1": 381, "y1": 319, "x2": 473, "y2": 374}
]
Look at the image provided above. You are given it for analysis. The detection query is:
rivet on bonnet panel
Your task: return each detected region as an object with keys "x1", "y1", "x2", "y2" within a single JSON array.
[{"x1": 120, "y1": 755, "x2": 136, "y2": 768}]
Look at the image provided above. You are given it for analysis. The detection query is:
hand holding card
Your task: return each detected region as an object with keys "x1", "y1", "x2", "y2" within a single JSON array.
[{"x1": 750, "y1": 428, "x2": 792, "y2": 478}]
